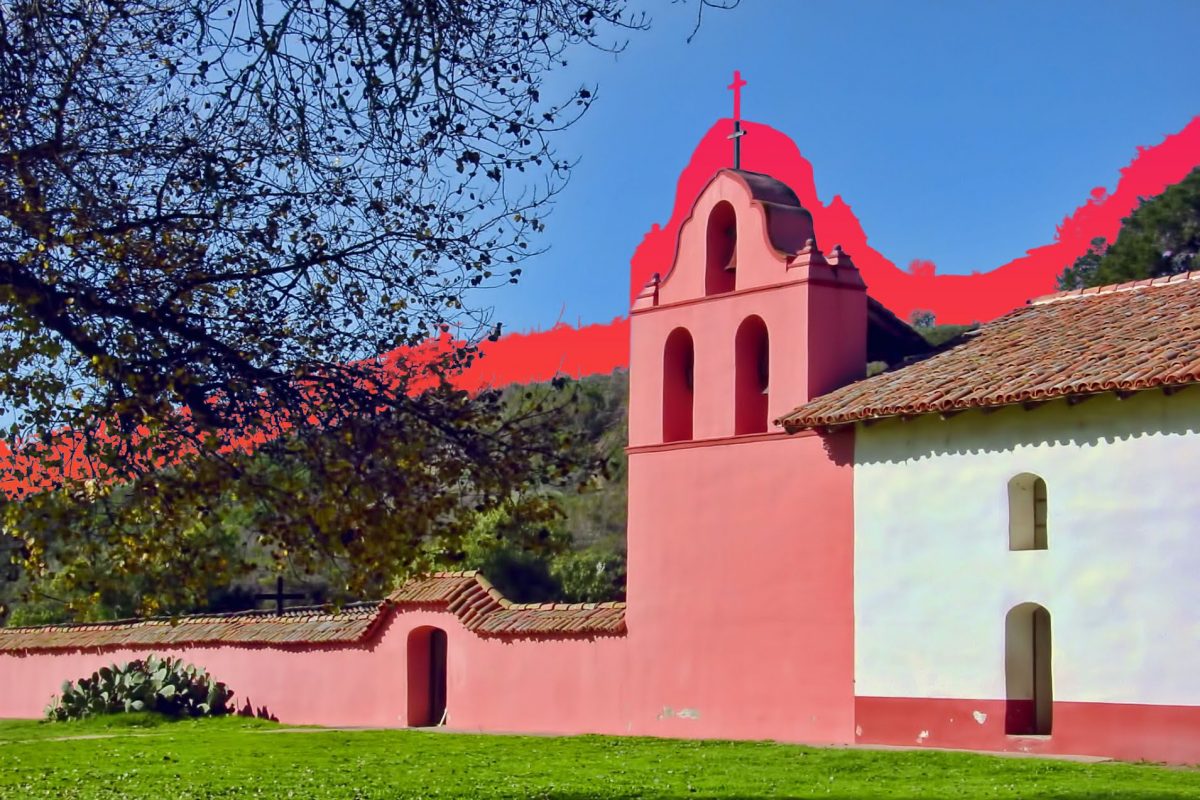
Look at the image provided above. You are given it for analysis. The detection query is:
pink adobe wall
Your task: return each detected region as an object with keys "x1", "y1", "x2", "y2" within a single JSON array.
[
  {"x1": 805, "y1": 257, "x2": 869, "y2": 401},
  {"x1": 0, "y1": 628, "x2": 406, "y2": 727},
  {"x1": 623, "y1": 433, "x2": 856, "y2": 743},
  {"x1": 629, "y1": 281, "x2": 864, "y2": 446},
  {"x1": 390, "y1": 609, "x2": 631, "y2": 734},
  {"x1": 0, "y1": 608, "x2": 631, "y2": 732}
]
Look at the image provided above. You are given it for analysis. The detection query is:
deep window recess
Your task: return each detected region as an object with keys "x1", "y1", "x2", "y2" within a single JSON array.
[
  {"x1": 663, "y1": 327, "x2": 695, "y2": 443},
  {"x1": 1008, "y1": 473, "x2": 1048, "y2": 551},
  {"x1": 734, "y1": 315, "x2": 769, "y2": 435}
]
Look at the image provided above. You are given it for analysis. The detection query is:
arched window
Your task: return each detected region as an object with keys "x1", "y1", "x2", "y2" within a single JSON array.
[
  {"x1": 734, "y1": 315, "x2": 769, "y2": 435},
  {"x1": 1005, "y1": 603, "x2": 1052, "y2": 735},
  {"x1": 1008, "y1": 473, "x2": 1048, "y2": 551},
  {"x1": 407, "y1": 626, "x2": 448, "y2": 727},
  {"x1": 705, "y1": 201, "x2": 737, "y2": 296},
  {"x1": 663, "y1": 328, "x2": 694, "y2": 442}
]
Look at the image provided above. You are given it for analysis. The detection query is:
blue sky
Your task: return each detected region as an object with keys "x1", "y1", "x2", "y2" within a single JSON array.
[{"x1": 483, "y1": 0, "x2": 1200, "y2": 333}]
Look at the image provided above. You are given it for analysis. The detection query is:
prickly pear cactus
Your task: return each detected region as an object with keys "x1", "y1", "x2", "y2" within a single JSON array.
[{"x1": 45, "y1": 655, "x2": 234, "y2": 721}]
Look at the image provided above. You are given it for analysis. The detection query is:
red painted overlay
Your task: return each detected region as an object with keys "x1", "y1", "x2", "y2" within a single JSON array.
[
  {"x1": 856, "y1": 696, "x2": 1200, "y2": 764},
  {"x1": 446, "y1": 318, "x2": 630, "y2": 391},
  {"x1": 4, "y1": 116, "x2": 1199, "y2": 489},
  {"x1": 451, "y1": 113, "x2": 1200, "y2": 392}
]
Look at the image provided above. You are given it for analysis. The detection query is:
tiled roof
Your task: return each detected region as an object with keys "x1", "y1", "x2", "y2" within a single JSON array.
[
  {"x1": 0, "y1": 572, "x2": 626, "y2": 651},
  {"x1": 387, "y1": 571, "x2": 626, "y2": 636},
  {"x1": 0, "y1": 602, "x2": 386, "y2": 653},
  {"x1": 779, "y1": 272, "x2": 1200, "y2": 430}
]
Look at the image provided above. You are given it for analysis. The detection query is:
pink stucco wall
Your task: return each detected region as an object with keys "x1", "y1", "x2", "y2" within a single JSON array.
[
  {"x1": 624, "y1": 433, "x2": 856, "y2": 742},
  {"x1": 0, "y1": 631, "x2": 405, "y2": 727},
  {"x1": 0, "y1": 609, "x2": 630, "y2": 732},
  {"x1": 0, "y1": 436, "x2": 859, "y2": 742}
]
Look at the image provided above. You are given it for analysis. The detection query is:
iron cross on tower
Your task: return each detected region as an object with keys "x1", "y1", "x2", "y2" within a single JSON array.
[{"x1": 728, "y1": 70, "x2": 747, "y2": 169}]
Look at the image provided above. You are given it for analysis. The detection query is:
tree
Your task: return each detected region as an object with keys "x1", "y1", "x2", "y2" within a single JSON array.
[
  {"x1": 2, "y1": 370, "x2": 629, "y2": 622},
  {"x1": 4, "y1": 378, "x2": 614, "y2": 618},
  {"x1": 426, "y1": 370, "x2": 629, "y2": 605},
  {"x1": 1057, "y1": 167, "x2": 1200, "y2": 290},
  {"x1": 0, "y1": 0, "x2": 732, "y2": 611},
  {"x1": 908, "y1": 309, "x2": 935, "y2": 329},
  {"x1": 0, "y1": 0, "x2": 723, "y2": 453}
]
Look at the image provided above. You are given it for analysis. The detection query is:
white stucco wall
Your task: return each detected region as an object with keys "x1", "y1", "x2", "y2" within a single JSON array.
[{"x1": 854, "y1": 389, "x2": 1200, "y2": 705}]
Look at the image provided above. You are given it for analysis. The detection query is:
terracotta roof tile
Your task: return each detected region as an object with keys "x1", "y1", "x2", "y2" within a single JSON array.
[
  {"x1": 0, "y1": 572, "x2": 627, "y2": 652},
  {"x1": 386, "y1": 571, "x2": 626, "y2": 637},
  {"x1": 779, "y1": 272, "x2": 1200, "y2": 430},
  {"x1": 0, "y1": 602, "x2": 385, "y2": 653}
]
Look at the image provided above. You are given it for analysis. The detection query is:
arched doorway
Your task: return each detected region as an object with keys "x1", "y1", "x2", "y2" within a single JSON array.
[
  {"x1": 1005, "y1": 603, "x2": 1052, "y2": 735},
  {"x1": 407, "y1": 627, "x2": 448, "y2": 727}
]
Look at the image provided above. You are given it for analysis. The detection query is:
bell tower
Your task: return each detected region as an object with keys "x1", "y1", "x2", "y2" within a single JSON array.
[
  {"x1": 627, "y1": 168, "x2": 867, "y2": 447},
  {"x1": 622, "y1": 166, "x2": 864, "y2": 744}
]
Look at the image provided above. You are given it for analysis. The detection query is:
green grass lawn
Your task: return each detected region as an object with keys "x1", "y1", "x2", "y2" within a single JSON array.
[{"x1": 0, "y1": 715, "x2": 1198, "y2": 799}]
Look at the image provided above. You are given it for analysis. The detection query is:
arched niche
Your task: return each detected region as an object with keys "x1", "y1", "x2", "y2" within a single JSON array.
[
  {"x1": 663, "y1": 327, "x2": 695, "y2": 443},
  {"x1": 1008, "y1": 473, "x2": 1048, "y2": 551},
  {"x1": 734, "y1": 315, "x2": 769, "y2": 435}
]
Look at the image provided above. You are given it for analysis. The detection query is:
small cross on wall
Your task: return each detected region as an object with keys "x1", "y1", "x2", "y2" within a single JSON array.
[{"x1": 255, "y1": 576, "x2": 308, "y2": 615}]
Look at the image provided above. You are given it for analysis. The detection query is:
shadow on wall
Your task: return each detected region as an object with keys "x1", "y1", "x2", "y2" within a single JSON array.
[
  {"x1": 238, "y1": 698, "x2": 278, "y2": 722},
  {"x1": 848, "y1": 389, "x2": 1200, "y2": 465},
  {"x1": 815, "y1": 429, "x2": 856, "y2": 468}
]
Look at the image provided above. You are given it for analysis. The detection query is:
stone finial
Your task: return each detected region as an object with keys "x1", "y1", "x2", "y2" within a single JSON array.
[
  {"x1": 789, "y1": 238, "x2": 827, "y2": 269},
  {"x1": 826, "y1": 244, "x2": 855, "y2": 269}
]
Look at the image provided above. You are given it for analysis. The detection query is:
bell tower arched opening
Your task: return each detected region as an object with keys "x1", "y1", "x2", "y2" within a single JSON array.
[
  {"x1": 734, "y1": 315, "x2": 770, "y2": 434},
  {"x1": 705, "y1": 201, "x2": 737, "y2": 295},
  {"x1": 663, "y1": 327, "x2": 695, "y2": 442}
]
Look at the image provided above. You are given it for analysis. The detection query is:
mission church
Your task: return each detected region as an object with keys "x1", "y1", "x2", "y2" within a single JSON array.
[{"x1": 1, "y1": 101, "x2": 1199, "y2": 764}]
